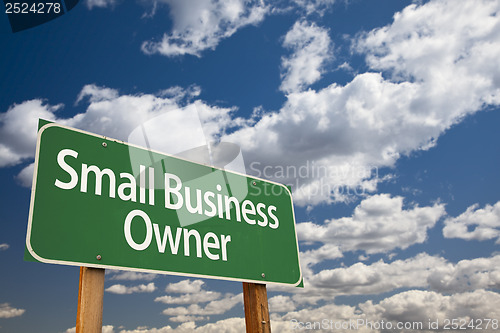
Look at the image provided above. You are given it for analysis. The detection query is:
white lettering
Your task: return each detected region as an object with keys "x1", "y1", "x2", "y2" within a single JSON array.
[
  {"x1": 242, "y1": 200, "x2": 256, "y2": 225},
  {"x1": 203, "y1": 232, "x2": 220, "y2": 260},
  {"x1": 124, "y1": 210, "x2": 153, "y2": 251},
  {"x1": 153, "y1": 224, "x2": 182, "y2": 254},
  {"x1": 81, "y1": 164, "x2": 116, "y2": 198},
  {"x1": 165, "y1": 173, "x2": 183, "y2": 209},
  {"x1": 268, "y1": 205, "x2": 279, "y2": 229},
  {"x1": 54, "y1": 149, "x2": 79, "y2": 190},
  {"x1": 183, "y1": 229, "x2": 202, "y2": 258},
  {"x1": 117, "y1": 173, "x2": 136, "y2": 202}
]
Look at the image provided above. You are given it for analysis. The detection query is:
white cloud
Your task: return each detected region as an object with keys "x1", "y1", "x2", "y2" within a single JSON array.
[
  {"x1": 0, "y1": 84, "x2": 239, "y2": 186},
  {"x1": 0, "y1": 303, "x2": 25, "y2": 318},
  {"x1": 306, "y1": 253, "x2": 445, "y2": 297},
  {"x1": 443, "y1": 201, "x2": 500, "y2": 242},
  {"x1": 165, "y1": 279, "x2": 205, "y2": 294},
  {"x1": 280, "y1": 21, "x2": 332, "y2": 93},
  {"x1": 360, "y1": 289, "x2": 500, "y2": 332},
  {"x1": 64, "y1": 325, "x2": 115, "y2": 333},
  {"x1": 356, "y1": 0, "x2": 500, "y2": 98},
  {"x1": 85, "y1": 0, "x2": 116, "y2": 10},
  {"x1": 90, "y1": 288, "x2": 500, "y2": 332},
  {"x1": 292, "y1": 0, "x2": 336, "y2": 16},
  {"x1": 297, "y1": 194, "x2": 445, "y2": 254},
  {"x1": 274, "y1": 302, "x2": 370, "y2": 333},
  {"x1": 0, "y1": 243, "x2": 9, "y2": 251},
  {"x1": 75, "y1": 84, "x2": 119, "y2": 104},
  {"x1": 283, "y1": 253, "x2": 500, "y2": 306},
  {"x1": 169, "y1": 315, "x2": 209, "y2": 323},
  {"x1": 141, "y1": 0, "x2": 269, "y2": 57},
  {"x1": 105, "y1": 282, "x2": 156, "y2": 294},
  {"x1": 427, "y1": 255, "x2": 500, "y2": 293},
  {"x1": 155, "y1": 291, "x2": 221, "y2": 305},
  {"x1": 119, "y1": 318, "x2": 245, "y2": 333},
  {"x1": 268, "y1": 295, "x2": 296, "y2": 313},
  {"x1": 162, "y1": 293, "x2": 243, "y2": 322},
  {"x1": 3, "y1": 1, "x2": 500, "y2": 208},
  {"x1": 15, "y1": 162, "x2": 34, "y2": 187},
  {"x1": 225, "y1": 0, "x2": 500, "y2": 205},
  {"x1": 268, "y1": 289, "x2": 500, "y2": 333},
  {"x1": 298, "y1": 243, "x2": 343, "y2": 279},
  {"x1": 155, "y1": 279, "x2": 239, "y2": 323},
  {"x1": 0, "y1": 100, "x2": 60, "y2": 167},
  {"x1": 107, "y1": 271, "x2": 158, "y2": 281}
]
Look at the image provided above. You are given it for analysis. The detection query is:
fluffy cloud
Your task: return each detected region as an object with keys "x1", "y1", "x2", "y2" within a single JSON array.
[
  {"x1": 360, "y1": 289, "x2": 500, "y2": 332},
  {"x1": 0, "y1": 100, "x2": 59, "y2": 167},
  {"x1": 268, "y1": 295, "x2": 296, "y2": 313},
  {"x1": 306, "y1": 253, "x2": 445, "y2": 297},
  {"x1": 0, "y1": 243, "x2": 9, "y2": 251},
  {"x1": 119, "y1": 318, "x2": 245, "y2": 333},
  {"x1": 427, "y1": 255, "x2": 500, "y2": 293},
  {"x1": 226, "y1": 0, "x2": 500, "y2": 205},
  {"x1": 64, "y1": 325, "x2": 115, "y2": 333},
  {"x1": 4, "y1": 1, "x2": 500, "y2": 208},
  {"x1": 94, "y1": 289, "x2": 500, "y2": 332},
  {"x1": 155, "y1": 279, "x2": 240, "y2": 323},
  {"x1": 268, "y1": 289, "x2": 500, "y2": 333},
  {"x1": 443, "y1": 201, "x2": 500, "y2": 242},
  {"x1": 297, "y1": 194, "x2": 445, "y2": 254},
  {"x1": 105, "y1": 282, "x2": 156, "y2": 295},
  {"x1": 0, "y1": 303, "x2": 25, "y2": 318},
  {"x1": 107, "y1": 271, "x2": 158, "y2": 281},
  {"x1": 356, "y1": 0, "x2": 500, "y2": 99},
  {"x1": 0, "y1": 84, "x2": 239, "y2": 187},
  {"x1": 280, "y1": 21, "x2": 332, "y2": 93},
  {"x1": 292, "y1": 0, "x2": 336, "y2": 16},
  {"x1": 155, "y1": 291, "x2": 221, "y2": 305},
  {"x1": 285, "y1": 254, "x2": 500, "y2": 307},
  {"x1": 141, "y1": 0, "x2": 268, "y2": 57},
  {"x1": 162, "y1": 293, "x2": 243, "y2": 322},
  {"x1": 164, "y1": 279, "x2": 205, "y2": 294}
]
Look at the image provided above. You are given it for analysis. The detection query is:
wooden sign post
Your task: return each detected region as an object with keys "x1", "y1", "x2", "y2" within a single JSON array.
[
  {"x1": 76, "y1": 267, "x2": 105, "y2": 333},
  {"x1": 243, "y1": 282, "x2": 271, "y2": 333}
]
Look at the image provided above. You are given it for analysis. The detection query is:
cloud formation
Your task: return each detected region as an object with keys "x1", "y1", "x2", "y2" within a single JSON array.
[
  {"x1": 225, "y1": 0, "x2": 500, "y2": 205},
  {"x1": 107, "y1": 271, "x2": 158, "y2": 281},
  {"x1": 111, "y1": 288, "x2": 500, "y2": 332},
  {"x1": 280, "y1": 20, "x2": 332, "y2": 93},
  {"x1": 155, "y1": 279, "x2": 242, "y2": 323},
  {"x1": 283, "y1": 253, "x2": 500, "y2": 307},
  {"x1": 297, "y1": 194, "x2": 445, "y2": 255},
  {"x1": 4, "y1": 0, "x2": 500, "y2": 207},
  {"x1": 162, "y1": 293, "x2": 243, "y2": 322},
  {"x1": 443, "y1": 201, "x2": 500, "y2": 242},
  {"x1": 0, "y1": 303, "x2": 25, "y2": 318},
  {"x1": 105, "y1": 283, "x2": 156, "y2": 295},
  {"x1": 141, "y1": 0, "x2": 268, "y2": 57}
]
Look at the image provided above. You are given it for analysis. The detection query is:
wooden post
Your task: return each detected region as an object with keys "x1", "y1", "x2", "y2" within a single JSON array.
[
  {"x1": 243, "y1": 282, "x2": 271, "y2": 333},
  {"x1": 76, "y1": 267, "x2": 105, "y2": 333}
]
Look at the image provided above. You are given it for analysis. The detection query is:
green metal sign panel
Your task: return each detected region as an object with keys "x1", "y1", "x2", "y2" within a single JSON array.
[{"x1": 26, "y1": 122, "x2": 302, "y2": 286}]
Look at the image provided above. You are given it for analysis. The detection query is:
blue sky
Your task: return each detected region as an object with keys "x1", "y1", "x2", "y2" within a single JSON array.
[{"x1": 1, "y1": 0, "x2": 500, "y2": 332}]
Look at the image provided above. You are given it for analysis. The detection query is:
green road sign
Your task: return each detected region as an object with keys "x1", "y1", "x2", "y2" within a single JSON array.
[{"x1": 26, "y1": 121, "x2": 302, "y2": 286}]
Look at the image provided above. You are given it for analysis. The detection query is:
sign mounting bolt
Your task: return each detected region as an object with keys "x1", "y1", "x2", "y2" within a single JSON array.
[
  {"x1": 102, "y1": 142, "x2": 107, "y2": 148},
  {"x1": 96, "y1": 254, "x2": 102, "y2": 260},
  {"x1": 252, "y1": 181, "x2": 257, "y2": 185},
  {"x1": 261, "y1": 273, "x2": 265, "y2": 278}
]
